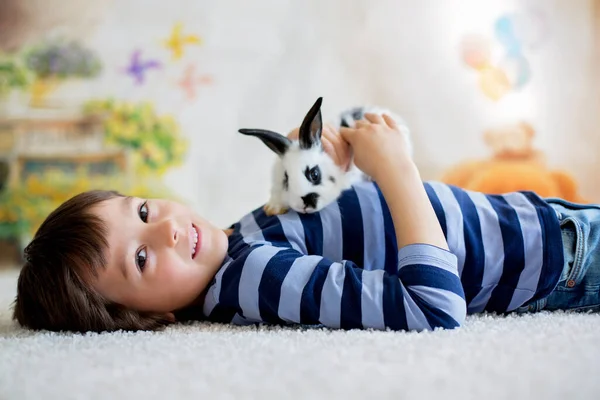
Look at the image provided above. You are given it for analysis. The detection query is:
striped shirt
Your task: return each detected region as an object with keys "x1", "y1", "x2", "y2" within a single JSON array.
[{"x1": 202, "y1": 181, "x2": 564, "y2": 331}]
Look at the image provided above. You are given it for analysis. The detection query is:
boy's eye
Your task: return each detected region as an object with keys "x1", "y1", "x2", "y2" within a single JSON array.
[
  {"x1": 136, "y1": 247, "x2": 147, "y2": 272},
  {"x1": 139, "y1": 201, "x2": 149, "y2": 223}
]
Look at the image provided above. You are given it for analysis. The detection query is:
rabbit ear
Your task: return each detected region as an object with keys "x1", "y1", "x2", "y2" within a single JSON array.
[
  {"x1": 299, "y1": 97, "x2": 323, "y2": 150},
  {"x1": 238, "y1": 129, "x2": 291, "y2": 156}
]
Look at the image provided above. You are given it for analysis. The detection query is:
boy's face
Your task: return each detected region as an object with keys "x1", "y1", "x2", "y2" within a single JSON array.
[{"x1": 91, "y1": 196, "x2": 229, "y2": 314}]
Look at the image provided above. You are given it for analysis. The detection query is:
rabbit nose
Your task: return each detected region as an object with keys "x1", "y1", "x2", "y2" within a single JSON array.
[{"x1": 301, "y1": 193, "x2": 319, "y2": 209}]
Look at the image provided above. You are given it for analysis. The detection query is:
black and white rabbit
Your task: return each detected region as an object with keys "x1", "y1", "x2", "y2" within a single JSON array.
[{"x1": 239, "y1": 97, "x2": 412, "y2": 215}]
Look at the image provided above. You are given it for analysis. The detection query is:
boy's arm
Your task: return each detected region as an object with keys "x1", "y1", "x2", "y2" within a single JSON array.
[
  {"x1": 377, "y1": 162, "x2": 449, "y2": 250},
  {"x1": 340, "y1": 113, "x2": 448, "y2": 251},
  {"x1": 204, "y1": 245, "x2": 466, "y2": 331}
]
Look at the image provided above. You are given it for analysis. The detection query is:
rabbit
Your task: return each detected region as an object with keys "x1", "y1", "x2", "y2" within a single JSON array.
[{"x1": 238, "y1": 97, "x2": 412, "y2": 215}]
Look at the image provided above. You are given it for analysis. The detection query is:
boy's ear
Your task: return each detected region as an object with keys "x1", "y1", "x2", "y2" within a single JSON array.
[
  {"x1": 238, "y1": 129, "x2": 291, "y2": 157},
  {"x1": 299, "y1": 97, "x2": 323, "y2": 150}
]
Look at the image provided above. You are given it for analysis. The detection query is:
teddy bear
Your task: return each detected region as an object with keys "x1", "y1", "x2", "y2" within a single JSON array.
[
  {"x1": 440, "y1": 121, "x2": 587, "y2": 203},
  {"x1": 483, "y1": 121, "x2": 544, "y2": 161}
]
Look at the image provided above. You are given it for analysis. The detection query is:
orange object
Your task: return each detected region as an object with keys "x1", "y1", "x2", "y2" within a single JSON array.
[{"x1": 441, "y1": 122, "x2": 587, "y2": 203}]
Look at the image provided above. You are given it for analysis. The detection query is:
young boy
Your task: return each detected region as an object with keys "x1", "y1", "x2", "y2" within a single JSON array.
[{"x1": 12, "y1": 110, "x2": 600, "y2": 333}]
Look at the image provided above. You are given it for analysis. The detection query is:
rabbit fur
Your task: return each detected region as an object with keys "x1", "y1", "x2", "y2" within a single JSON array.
[{"x1": 238, "y1": 97, "x2": 412, "y2": 215}]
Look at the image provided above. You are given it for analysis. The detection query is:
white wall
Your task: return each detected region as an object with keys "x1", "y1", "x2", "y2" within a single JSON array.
[{"x1": 64, "y1": 0, "x2": 599, "y2": 227}]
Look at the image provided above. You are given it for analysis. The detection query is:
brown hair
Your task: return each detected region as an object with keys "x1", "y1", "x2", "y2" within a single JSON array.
[{"x1": 12, "y1": 190, "x2": 172, "y2": 333}]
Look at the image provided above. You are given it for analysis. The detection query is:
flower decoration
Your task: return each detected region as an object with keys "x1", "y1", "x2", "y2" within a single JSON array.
[
  {"x1": 163, "y1": 22, "x2": 202, "y2": 60},
  {"x1": 25, "y1": 39, "x2": 102, "y2": 80}
]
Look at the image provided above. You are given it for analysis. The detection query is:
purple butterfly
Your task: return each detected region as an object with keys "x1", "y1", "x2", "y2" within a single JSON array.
[{"x1": 124, "y1": 50, "x2": 161, "y2": 85}]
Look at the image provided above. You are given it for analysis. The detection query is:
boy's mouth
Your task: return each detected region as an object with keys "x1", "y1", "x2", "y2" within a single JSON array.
[{"x1": 191, "y1": 224, "x2": 200, "y2": 259}]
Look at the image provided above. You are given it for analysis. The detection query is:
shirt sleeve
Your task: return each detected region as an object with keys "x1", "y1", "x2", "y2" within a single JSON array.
[{"x1": 210, "y1": 243, "x2": 466, "y2": 332}]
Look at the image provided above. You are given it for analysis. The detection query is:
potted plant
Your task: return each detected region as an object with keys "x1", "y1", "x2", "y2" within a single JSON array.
[
  {"x1": 24, "y1": 39, "x2": 102, "y2": 108},
  {"x1": 0, "y1": 57, "x2": 31, "y2": 114},
  {"x1": 84, "y1": 99, "x2": 189, "y2": 176}
]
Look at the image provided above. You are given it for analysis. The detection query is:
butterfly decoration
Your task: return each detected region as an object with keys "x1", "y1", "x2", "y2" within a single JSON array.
[
  {"x1": 459, "y1": 8, "x2": 547, "y2": 101},
  {"x1": 178, "y1": 64, "x2": 213, "y2": 101},
  {"x1": 164, "y1": 22, "x2": 202, "y2": 60},
  {"x1": 124, "y1": 50, "x2": 161, "y2": 85}
]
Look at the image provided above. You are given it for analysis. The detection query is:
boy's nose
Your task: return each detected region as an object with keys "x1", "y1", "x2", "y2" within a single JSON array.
[{"x1": 158, "y1": 218, "x2": 179, "y2": 247}]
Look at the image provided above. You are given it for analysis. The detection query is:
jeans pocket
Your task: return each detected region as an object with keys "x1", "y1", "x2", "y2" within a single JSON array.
[
  {"x1": 554, "y1": 216, "x2": 586, "y2": 291},
  {"x1": 524, "y1": 200, "x2": 600, "y2": 312}
]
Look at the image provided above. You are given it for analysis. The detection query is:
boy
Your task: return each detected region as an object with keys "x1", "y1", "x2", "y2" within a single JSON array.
[{"x1": 12, "y1": 109, "x2": 600, "y2": 333}]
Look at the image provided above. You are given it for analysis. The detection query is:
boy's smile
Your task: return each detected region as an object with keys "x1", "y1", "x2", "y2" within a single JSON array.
[
  {"x1": 191, "y1": 224, "x2": 200, "y2": 258},
  {"x1": 90, "y1": 196, "x2": 229, "y2": 315}
]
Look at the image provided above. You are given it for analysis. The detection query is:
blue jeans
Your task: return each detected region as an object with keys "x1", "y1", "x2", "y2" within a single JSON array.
[{"x1": 517, "y1": 198, "x2": 600, "y2": 313}]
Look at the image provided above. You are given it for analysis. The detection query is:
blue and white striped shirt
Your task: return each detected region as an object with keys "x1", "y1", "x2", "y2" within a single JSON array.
[{"x1": 202, "y1": 181, "x2": 564, "y2": 331}]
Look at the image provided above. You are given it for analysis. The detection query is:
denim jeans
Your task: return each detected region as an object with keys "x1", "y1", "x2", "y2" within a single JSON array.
[{"x1": 517, "y1": 198, "x2": 600, "y2": 313}]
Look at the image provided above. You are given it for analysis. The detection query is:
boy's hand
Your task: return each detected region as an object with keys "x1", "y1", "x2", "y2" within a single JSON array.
[
  {"x1": 339, "y1": 113, "x2": 413, "y2": 181},
  {"x1": 287, "y1": 124, "x2": 352, "y2": 172}
]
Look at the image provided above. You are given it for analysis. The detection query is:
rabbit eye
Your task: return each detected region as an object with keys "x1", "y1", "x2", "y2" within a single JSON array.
[
  {"x1": 283, "y1": 171, "x2": 289, "y2": 190},
  {"x1": 304, "y1": 166, "x2": 321, "y2": 185}
]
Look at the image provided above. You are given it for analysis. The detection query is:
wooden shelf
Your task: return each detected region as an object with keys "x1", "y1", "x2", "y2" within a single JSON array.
[{"x1": 0, "y1": 113, "x2": 131, "y2": 186}]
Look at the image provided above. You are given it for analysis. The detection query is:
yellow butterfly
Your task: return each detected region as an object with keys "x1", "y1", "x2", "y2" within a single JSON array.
[{"x1": 164, "y1": 22, "x2": 202, "y2": 60}]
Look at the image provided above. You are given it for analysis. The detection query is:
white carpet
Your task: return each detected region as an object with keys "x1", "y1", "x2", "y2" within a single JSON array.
[{"x1": 1, "y1": 270, "x2": 599, "y2": 400}]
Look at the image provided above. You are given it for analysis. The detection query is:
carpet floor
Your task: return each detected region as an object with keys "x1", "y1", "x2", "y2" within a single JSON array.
[{"x1": 1, "y1": 269, "x2": 599, "y2": 400}]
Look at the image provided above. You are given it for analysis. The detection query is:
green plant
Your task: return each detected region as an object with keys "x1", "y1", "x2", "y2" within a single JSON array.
[
  {"x1": 0, "y1": 58, "x2": 30, "y2": 95},
  {"x1": 84, "y1": 99, "x2": 188, "y2": 175},
  {"x1": 25, "y1": 39, "x2": 102, "y2": 80}
]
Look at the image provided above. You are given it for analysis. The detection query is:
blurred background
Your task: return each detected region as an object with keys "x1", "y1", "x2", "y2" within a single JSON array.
[{"x1": 0, "y1": 0, "x2": 598, "y2": 267}]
